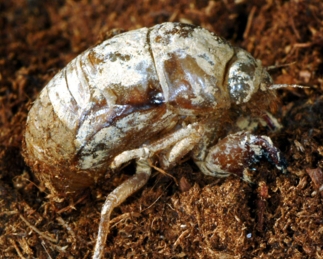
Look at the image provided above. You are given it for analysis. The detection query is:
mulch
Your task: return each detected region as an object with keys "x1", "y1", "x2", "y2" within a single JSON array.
[{"x1": 1, "y1": 1, "x2": 323, "y2": 258}]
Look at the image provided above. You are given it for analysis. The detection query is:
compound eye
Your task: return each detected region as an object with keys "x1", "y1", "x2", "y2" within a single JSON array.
[
  {"x1": 228, "y1": 76, "x2": 251, "y2": 104},
  {"x1": 227, "y1": 57, "x2": 257, "y2": 104}
]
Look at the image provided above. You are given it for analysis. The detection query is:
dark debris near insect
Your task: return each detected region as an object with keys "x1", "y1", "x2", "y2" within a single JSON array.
[{"x1": 1, "y1": 0, "x2": 323, "y2": 258}]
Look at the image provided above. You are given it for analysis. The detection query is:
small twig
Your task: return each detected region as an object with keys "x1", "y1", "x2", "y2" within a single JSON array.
[
  {"x1": 41, "y1": 240, "x2": 53, "y2": 259},
  {"x1": 57, "y1": 217, "x2": 76, "y2": 241},
  {"x1": 173, "y1": 229, "x2": 190, "y2": 248},
  {"x1": 41, "y1": 238, "x2": 68, "y2": 253},
  {"x1": 243, "y1": 6, "x2": 257, "y2": 40},
  {"x1": 9, "y1": 238, "x2": 25, "y2": 259},
  {"x1": 110, "y1": 212, "x2": 131, "y2": 229},
  {"x1": 19, "y1": 214, "x2": 57, "y2": 243},
  {"x1": 141, "y1": 193, "x2": 164, "y2": 213},
  {"x1": 0, "y1": 209, "x2": 18, "y2": 217},
  {"x1": 289, "y1": 16, "x2": 301, "y2": 40},
  {"x1": 293, "y1": 42, "x2": 312, "y2": 48},
  {"x1": 82, "y1": 250, "x2": 91, "y2": 259},
  {"x1": 148, "y1": 160, "x2": 178, "y2": 185},
  {"x1": 57, "y1": 194, "x2": 87, "y2": 214}
]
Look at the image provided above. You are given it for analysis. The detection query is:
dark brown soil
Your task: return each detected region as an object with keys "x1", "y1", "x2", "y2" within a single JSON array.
[{"x1": 1, "y1": 0, "x2": 323, "y2": 258}]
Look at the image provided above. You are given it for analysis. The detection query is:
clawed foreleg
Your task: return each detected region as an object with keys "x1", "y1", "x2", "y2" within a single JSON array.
[{"x1": 194, "y1": 131, "x2": 287, "y2": 182}]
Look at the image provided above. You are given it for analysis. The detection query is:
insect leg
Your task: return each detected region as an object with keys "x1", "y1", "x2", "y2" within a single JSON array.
[
  {"x1": 111, "y1": 123, "x2": 203, "y2": 169},
  {"x1": 158, "y1": 133, "x2": 201, "y2": 169},
  {"x1": 93, "y1": 159, "x2": 151, "y2": 259},
  {"x1": 194, "y1": 131, "x2": 287, "y2": 182}
]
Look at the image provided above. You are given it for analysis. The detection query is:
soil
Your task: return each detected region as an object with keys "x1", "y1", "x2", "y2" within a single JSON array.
[{"x1": 1, "y1": 0, "x2": 323, "y2": 258}]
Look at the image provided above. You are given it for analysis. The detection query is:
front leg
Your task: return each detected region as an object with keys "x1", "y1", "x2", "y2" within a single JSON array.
[{"x1": 194, "y1": 131, "x2": 287, "y2": 182}]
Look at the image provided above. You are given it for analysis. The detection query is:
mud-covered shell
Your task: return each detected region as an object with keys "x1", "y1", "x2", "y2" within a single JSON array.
[{"x1": 23, "y1": 22, "x2": 270, "y2": 196}]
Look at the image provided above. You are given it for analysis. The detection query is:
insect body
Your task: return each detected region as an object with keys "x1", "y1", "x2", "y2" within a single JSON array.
[{"x1": 23, "y1": 22, "x2": 286, "y2": 259}]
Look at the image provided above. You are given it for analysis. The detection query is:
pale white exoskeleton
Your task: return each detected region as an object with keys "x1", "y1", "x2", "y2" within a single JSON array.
[{"x1": 23, "y1": 22, "x2": 300, "y2": 259}]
